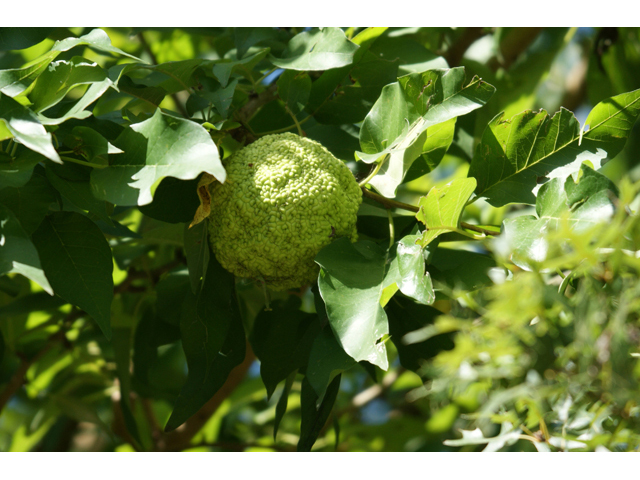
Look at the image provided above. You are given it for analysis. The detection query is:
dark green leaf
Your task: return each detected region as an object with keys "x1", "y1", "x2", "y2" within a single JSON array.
[
  {"x1": 315, "y1": 238, "x2": 390, "y2": 370},
  {"x1": 297, "y1": 374, "x2": 341, "y2": 452},
  {"x1": 270, "y1": 28, "x2": 359, "y2": 71},
  {"x1": 31, "y1": 212, "x2": 113, "y2": 338},
  {"x1": 273, "y1": 370, "x2": 296, "y2": 440},
  {"x1": 0, "y1": 204, "x2": 52, "y2": 294},
  {"x1": 183, "y1": 221, "x2": 210, "y2": 294},
  {"x1": 249, "y1": 297, "x2": 321, "y2": 398},
  {"x1": 155, "y1": 268, "x2": 191, "y2": 327},
  {"x1": 234, "y1": 28, "x2": 281, "y2": 59},
  {"x1": 0, "y1": 166, "x2": 58, "y2": 234},
  {"x1": 308, "y1": 51, "x2": 399, "y2": 125},
  {"x1": 429, "y1": 247, "x2": 496, "y2": 292},
  {"x1": 0, "y1": 28, "x2": 54, "y2": 51},
  {"x1": 138, "y1": 176, "x2": 200, "y2": 224},
  {"x1": 369, "y1": 35, "x2": 448, "y2": 75},
  {"x1": 0, "y1": 149, "x2": 42, "y2": 189},
  {"x1": 305, "y1": 326, "x2": 356, "y2": 401},
  {"x1": 212, "y1": 48, "x2": 270, "y2": 87},
  {"x1": 91, "y1": 109, "x2": 224, "y2": 206},
  {"x1": 277, "y1": 70, "x2": 311, "y2": 116},
  {"x1": 45, "y1": 163, "x2": 112, "y2": 225},
  {"x1": 165, "y1": 256, "x2": 246, "y2": 431},
  {"x1": 386, "y1": 295, "x2": 453, "y2": 372}
]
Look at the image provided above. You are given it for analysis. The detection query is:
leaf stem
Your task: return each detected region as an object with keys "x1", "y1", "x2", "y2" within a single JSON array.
[
  {"x1": 285, "y1": 106, "x2": 304, "y2": 136},
  {"x1": 358, "y1": 157, "x2": 387, "y2": 187},
  {"x1": 255, "y1": 67, "x2": 277, "y2": 86},
  {"x1": 387, "y1": 209, "x2": 395, "y2": 250},
  {"x1": 60, "y1": 155, "x2": 108, "y2": 169},
  {"x1": 361, "y1": 187, "x2": 501, "y2": 236}
]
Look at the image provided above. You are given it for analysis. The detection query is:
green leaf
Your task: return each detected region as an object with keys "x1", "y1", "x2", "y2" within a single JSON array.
[
  {"x1": 90, "y1": 108, "x2": 225, "y2": 206},
  {"x1": 38, "y1": 78, "x2": 115, "y2": 126},
  {"x1": 0, "y1": 166, "x2": 58, "y2": 234},
  {"x1": 0, "y1": 28, "x2": 140, "y2": 99},
  {"x1": 249, "y1": 298, "x2": 321, "y2": 398},
  {"x1": 234, "y1": 28, "x2": 281, "y2": 60},
  {"x1": 155, "y1": 268, "x2": 191, "y2": 327},
  {"x1": 0, "y1": 149, "x2": 43, "y2": 189},
  {"x1": 297, "y1": 374, "x2": 341, "y2": 452},
  {"x1": 31, "y1": 212, "x2": 114, "y2": 338},
  {"x1": 0, "y1": 93, "x2": 61, "y2": 163},
  {"x1": 45, "y1": 163, "x2": 112, "y2": 225},
  {"x1": 0, "y1": 204, "x2": 52, "y2": 294},
  {"x1": 357, "y1": 68, "x2": 495, "y2": 197},
  {"x1": 429, "y1": 247, "x2": 496, "y2": 293},
  {"x1": 404, "y1": 118, "x2": 456, "y2": 183},
  {"x1": 277, "y1": 70, "x2": 312, "y2": 116},
  {"x1": 386, "y1": 295, "x2": 453, "y2": 372},
  {"x1": 28, "y1": 57, "x2": 108, "y2": 113},
  {"x1": 315, "y1": 238, "x2": 390, "y2": 370},
  {"x1": 212, "y1": 48, "x2": 270, "y2": 87},
  {"x1": 305, "y1": 325, "x2": 356, "y2": 401},
  {"x1": 62, "y1": 126, "x2": 123, "y2": 165},
  {"x1": 0, "y1": 28, "x2": 54, "y2": 51},
  {"x1": 273, "y1": 370, "x2": 296, "y2": 440},
  {"x1": 138, "y1": 176, "x2": 200, "y2": 224},
  {"x1": 369, "y1": 34, "x2": 448, "y2": 76},
  {"x1": 503, "y1": 165, "x2": 618, "y2": 270},
  {"x1": 469, "y1": 88, "x2": 640, "y2": 207},
  {"x1": 416, "y1": 178, "x2": 477, "y2": 247},
  {"x1": 389, "y1": 234, "x2": 435, "y2": 304},
  {"x1": 165, "y1": 256, "x2": 246, "y2": 431},
  {"x1": 270, "y1": 28, "x2": 359, "y2": 71},
  {"x1": 183, "y1": 221, "x2": 210, "y2": 294}
]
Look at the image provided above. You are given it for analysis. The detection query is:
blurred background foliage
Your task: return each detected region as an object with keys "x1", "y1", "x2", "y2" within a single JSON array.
[{"x1": 1, "y1": 27, "x2": 640, "y2": 452}]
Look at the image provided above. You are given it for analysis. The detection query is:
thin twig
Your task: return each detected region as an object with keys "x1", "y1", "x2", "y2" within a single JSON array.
[{"x1": 361, "y1": 187, "x2": 501, "y2": 237}]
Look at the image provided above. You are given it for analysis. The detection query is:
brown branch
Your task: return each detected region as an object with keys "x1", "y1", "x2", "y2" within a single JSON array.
[
  {"x1": 361, "y1": 187, "x2": 500, "y2": 237},
  {"x1": 0, "y1": 331, "x2": 66, "y2": 415},
  {"x1": 488, "y1": 27, "x2": 544, "y2": 71},
  {"x1": 155, "y1": 341, "x2": 256, "y2": 451},
  {"x1": 444, "y1": 27, "x2": 487, "y2": 67}
]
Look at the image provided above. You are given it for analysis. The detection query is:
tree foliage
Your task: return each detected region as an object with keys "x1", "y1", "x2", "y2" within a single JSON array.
[{"x1": 1, "y1": 27, "x2": 640, "y2": 452}]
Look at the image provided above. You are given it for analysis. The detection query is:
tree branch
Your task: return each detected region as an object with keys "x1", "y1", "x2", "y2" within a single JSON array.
[{"x1": 155, "y1": 341, "x2": 256, "y2": 451}]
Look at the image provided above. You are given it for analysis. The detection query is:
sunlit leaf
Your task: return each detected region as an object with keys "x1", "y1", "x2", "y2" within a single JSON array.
[{"x1": 91, "y1": 108, "x2": 225, "y2": 206}]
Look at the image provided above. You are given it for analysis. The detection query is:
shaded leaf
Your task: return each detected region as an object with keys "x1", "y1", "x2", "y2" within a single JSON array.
[
  {"x1": 297, "y1": 374, "x2": 341, "y2": 452},
  {"x1": 277, "y1": 70, "x2": 311, "y2": 116},
  {"x1": 31, "y1": 212, "x2": 114, "y2": 338},
  {"x1": 305, "y1": 326, "x2": 356, "y2": 401},
  {"x1": 386, "y1": 295, "x2": 453, "y2": 372},
  {"x1": 270, "y1": 28, "x2": 359, "y2": 71},
  {"x1": 0, "y1": 204, "x2": 52, "y2": 294},
  {"x1": 0, "y1": 166, "x2": 58, "y2": 234},
  {"x1": 212, "y1": 48, "x2": 270, "y2": 87},
  {"x1": 91, "y1": 108, "x2": 224, "y2": 206},
  {"x1": 165, "y1": 256, "x2": 246, "y2": 431},
  {"x1": 0, "y1": 28, "x2": 54, "y2": 51},
  {"x1": 250, "y1": 297, "x2": 321, "y2": 398},
  {"x1": 138, "y1": 176, "x2": 200, "y2": 224},
  {"x1": 183, "y1": 221, "x2": 210, "y2": 294},
  {"x1": 273, "y1": 370, "x2": 296, "y2": 440}
]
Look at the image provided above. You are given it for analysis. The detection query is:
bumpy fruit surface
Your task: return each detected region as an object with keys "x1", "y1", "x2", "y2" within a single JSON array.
[{"x1": 208, "y1": 132, "x2": 362, "y2": 290}]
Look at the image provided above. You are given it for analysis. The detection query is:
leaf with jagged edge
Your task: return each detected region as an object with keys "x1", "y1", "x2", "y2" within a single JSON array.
[
  {"x1": 356, "y1": 68, "x2": 494, "y2": 198},
  {"x1": 468, "y1": 88, "x2": 640, "y2": 207}
]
